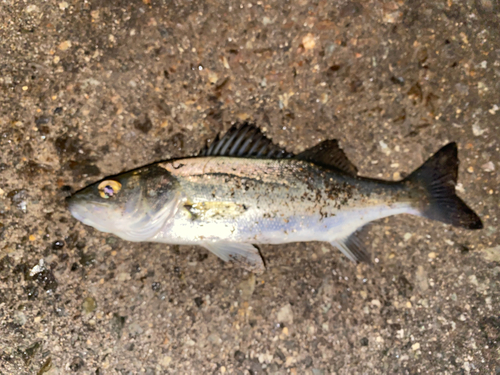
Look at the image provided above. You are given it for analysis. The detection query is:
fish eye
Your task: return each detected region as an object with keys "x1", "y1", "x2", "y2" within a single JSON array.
[{"x1": 98, "y1": 180, "x2": 122, "y2": 199}]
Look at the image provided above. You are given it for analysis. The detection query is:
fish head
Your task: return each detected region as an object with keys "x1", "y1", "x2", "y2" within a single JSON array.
[{"x1": 67, "y1": 165, "x2": 179, "y2": 241}]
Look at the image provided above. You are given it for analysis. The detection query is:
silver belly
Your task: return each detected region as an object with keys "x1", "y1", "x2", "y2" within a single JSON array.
[{"x1": 150, "y1": 201, "x2": 418, "y2": 245}]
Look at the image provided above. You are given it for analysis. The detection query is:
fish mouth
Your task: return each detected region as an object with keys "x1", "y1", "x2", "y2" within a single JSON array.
[
  {"x1": 67, "y1": 202, "x2": 89, "y2": 225},
  {"x1": 66, "y1": 196, "x2": 112, "y2": 231},
  {"x1": 66, "y1": 195, "x2": 80, "y2": 219},
  {"x1": 66, "y1": 195, "x2": 90, "y2": 222}
]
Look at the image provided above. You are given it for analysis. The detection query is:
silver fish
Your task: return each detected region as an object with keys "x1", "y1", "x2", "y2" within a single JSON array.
[{"x1": 67, "y1": 124, "x2": 482, "y2": 272}]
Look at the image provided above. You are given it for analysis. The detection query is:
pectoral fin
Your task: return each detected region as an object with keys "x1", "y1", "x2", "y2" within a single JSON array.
[
  {"x1": 331, "y1": 226, "x2": 372, "y2": 264},
  {"x1": 202, "y1": 242, "x2": 265, "y2": 273}
]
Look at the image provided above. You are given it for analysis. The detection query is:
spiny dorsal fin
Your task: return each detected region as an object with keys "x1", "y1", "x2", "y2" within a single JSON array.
[
  {"x1": 296, "y1": 140, "x2": 358, "y2": 176},
  {"x1": 199, "y1": 123, "x2": 294, "y2": 159}
]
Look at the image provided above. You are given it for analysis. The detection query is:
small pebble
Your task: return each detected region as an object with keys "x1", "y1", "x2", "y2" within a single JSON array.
[
  {"x1": 222, "y1": 56, "x2": 229, "y2": 69},
  {"x1": 30, "y1": 259, "x2": 46, "y2": 276},
  {"x1": 488, "y1": 104, "x2": 499, "y2": 114},
  {"x1": 26, "y1": 4, "x2": 39, "y2": 12},
  {"x1": 383, "y1": 10, "x2": 402, "y2": 23},
  {"x1": 472, "y1": 123, "x2": 486, "y2": 136},
  {"x1": 160, "y1": 356, "x2": 172, "y2": 367},
  {"x1": 277, "y1": 304, "x2": 293, "y2": 324},
  {"x1": 82, "y1": 296, "x2": 97, "y2": 313},
  {"x1": 456, "y1": 183, "x2": 465, "y2": 193},
  {"x1": 416, "y1": 266, "x2": 429, "y2": 292},
  {"x1": 481, "y1": 161, "x2": 495, "y2": 172},
  {"x1": 302, "y1": 33, "x2": 316, "y2": 50},
  {"x1": 467, "y1": 166, "x2": 474, "y2": 173},
  {"x1": 14, "y1": 311, "x2": 27, "y2": 326},
  {"x1": 468, "y1": 275, "x2": 479, "y2": 286},
  {"x1": 128, "y1": 322, "x2": 144, "y2": 336},
  {"x1": 238, "y1": 273, "x2": 255, "y2": 300},
  {"x1": 207, "y1": 71, "x2": 218, "y2": 84},
  {"x1": 481, "y1": 246, "x2": 500, "y2": 262},
  {"x1": 58, "y1": 40, "x2": 72, "y2": 51},
  {"x1": 52, "y1": 240, "x2": 65, "y2": 250}
]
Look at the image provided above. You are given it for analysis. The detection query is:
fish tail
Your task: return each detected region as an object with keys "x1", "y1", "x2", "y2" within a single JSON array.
[{"x1": 405, "y1": 143, "x2": 483, "y2": 229}]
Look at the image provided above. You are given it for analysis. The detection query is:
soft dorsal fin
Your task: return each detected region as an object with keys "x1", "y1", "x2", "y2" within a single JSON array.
[
  {"x1": 296, "y1": 140, "x2": 358, "y2": 176},
  {"x1": 199, "y1": 123, "x2": 294, "y2": 159}
]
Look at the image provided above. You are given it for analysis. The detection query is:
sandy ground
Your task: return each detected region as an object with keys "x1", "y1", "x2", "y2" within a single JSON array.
[{"x1": 1, "y1": 0, "x2": 499, "y2": 374}]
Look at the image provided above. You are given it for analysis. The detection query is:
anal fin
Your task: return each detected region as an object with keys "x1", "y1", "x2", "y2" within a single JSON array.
[
  {"x1": 331, "y1": 225, "x2": 372, "y2": 264},
  {"x1": 203, "y1": 241, "x2": 265, "y2": 273}
]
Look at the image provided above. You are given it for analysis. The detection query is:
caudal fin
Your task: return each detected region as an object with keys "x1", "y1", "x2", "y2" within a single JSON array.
[{"x1": 405, "y1": 143, "x2": 483, "y2": 229}]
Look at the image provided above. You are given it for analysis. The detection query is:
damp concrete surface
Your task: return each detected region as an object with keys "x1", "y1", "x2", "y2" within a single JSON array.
[{"x1": 0, "y1": 1, "x2": 499, "y2": 374}]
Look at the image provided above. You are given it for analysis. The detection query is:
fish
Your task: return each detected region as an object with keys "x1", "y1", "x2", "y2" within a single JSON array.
[{"x1": 67, "y1": 124, "x2": 482, "y2": 272}]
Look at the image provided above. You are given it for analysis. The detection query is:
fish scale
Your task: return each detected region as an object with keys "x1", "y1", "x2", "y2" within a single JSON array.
[{"x1": 156, "y1": 157, "x2": 417, "y2": 245}]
